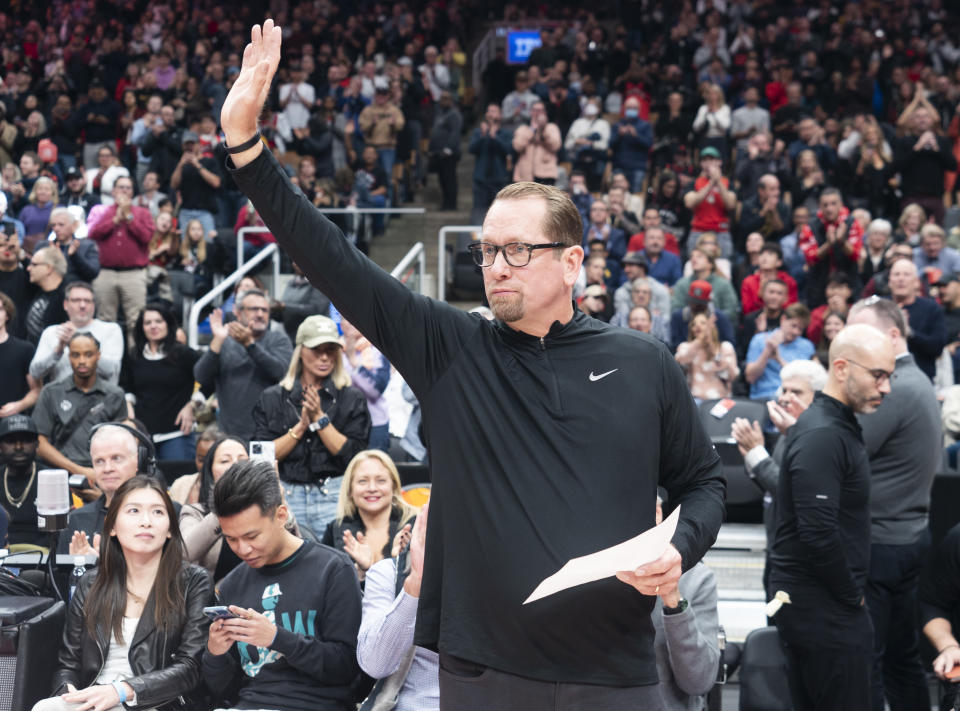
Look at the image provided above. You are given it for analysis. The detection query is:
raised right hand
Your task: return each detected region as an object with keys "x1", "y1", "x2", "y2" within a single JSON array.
[
  {"x1": 209, "y1": 308, "x2": 229, "y2": 342},
  {"x1": 220, "y1": 20, "x2": 282, "y2": 156}
]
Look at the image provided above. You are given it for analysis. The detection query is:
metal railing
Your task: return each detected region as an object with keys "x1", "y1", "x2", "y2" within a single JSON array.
[
  {"x1": 237, "y1": 208, "x2": 426, "y2": 270},
  {"x1": 187, "y1": 242, "x2": 281, "y2": 348},
  {"x1": 437, "y1": 225, "x2": 482, "y2": 301},
  {"x1": 390, "y1": 241, "x2": 427, "y2": 295}
]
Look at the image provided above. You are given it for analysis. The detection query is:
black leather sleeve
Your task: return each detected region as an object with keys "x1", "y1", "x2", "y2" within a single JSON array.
[{"x1": 126, "y1": 565, "x2": 215, "y2": 707}]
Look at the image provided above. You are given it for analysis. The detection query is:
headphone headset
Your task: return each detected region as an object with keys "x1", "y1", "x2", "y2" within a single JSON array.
[{"x1": 88, "y1": 422, "x2": 157, "y2": 477}]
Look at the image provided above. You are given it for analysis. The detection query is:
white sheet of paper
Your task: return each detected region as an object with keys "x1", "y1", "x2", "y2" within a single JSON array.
[{"x1": 523, "y1": 505, "x2": 681, "y2": 605}]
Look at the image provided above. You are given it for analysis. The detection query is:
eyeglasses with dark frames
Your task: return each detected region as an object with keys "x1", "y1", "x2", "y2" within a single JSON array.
[
  {"x1": 467, "y1": 241, "x2": 566, "y2": 268},
  {"x1": 846, "y1": 358, "x2": 893, "y2": 386}
]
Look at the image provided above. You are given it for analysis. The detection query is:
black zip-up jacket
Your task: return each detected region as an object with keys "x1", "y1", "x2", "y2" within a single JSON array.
[
  {"x1": 769, "y1": 392, "x2": 871, "y2": 608},
  {"x1": 253, "y1": 377, "x2": 370, "y2": 485},
  {"x1": 230, "y1": 148, "x2": 726, "y2": 686},
  {"x1": 52, "y1": 563, "x2": 213, "y2": 709}
]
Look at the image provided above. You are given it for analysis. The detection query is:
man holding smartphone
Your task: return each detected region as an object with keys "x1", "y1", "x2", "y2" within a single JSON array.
[{"x1": 203, "y1": 459, "x2": 361, "y2": 711}]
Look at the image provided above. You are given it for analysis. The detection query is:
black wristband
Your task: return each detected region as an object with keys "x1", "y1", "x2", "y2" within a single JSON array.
[
  {"x1": 663, "y1": 598, "x2": 688, "y2": 615},
  {"x1": 226, "y1": 132, "x2": 262, "y2": 154}
]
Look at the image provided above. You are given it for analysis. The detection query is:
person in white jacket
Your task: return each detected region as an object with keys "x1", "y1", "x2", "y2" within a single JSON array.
[{"x1": 565, "y1": 99, "x2": 611, "y2": 191}]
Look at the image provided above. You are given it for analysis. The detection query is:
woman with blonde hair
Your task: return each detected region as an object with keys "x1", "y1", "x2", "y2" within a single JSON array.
[
  {"x1": 322, "y1": 449, "x2": 418, "y2": 580},
  {"x1": 674, "y1": 312, "x2": 739, "y2": 401},
  {"x1": 895, "y1": 203, "x2": 926, "y2": 246},
  {"x1": 19, "y1": 175, "x2": 57, "y2": 251},
  {"x1": 692, "y1": 83, "x2": 730, "y2": 158},
  {"x1": 252, "y1": 314, "x2": 371, "y2": 534}
]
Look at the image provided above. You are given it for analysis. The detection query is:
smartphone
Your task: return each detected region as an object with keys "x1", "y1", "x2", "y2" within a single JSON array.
[
  {"x1": 249, "y1": 441, "x2": 276, "y2": 463},
  {"x1": 203, "y1": 605, "x2": 238, "y2": 621}
]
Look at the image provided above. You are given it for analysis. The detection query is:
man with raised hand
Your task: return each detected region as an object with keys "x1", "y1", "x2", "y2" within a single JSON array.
[{"x1": 217, "y1": 22, "x2": 724, "y2": 710}]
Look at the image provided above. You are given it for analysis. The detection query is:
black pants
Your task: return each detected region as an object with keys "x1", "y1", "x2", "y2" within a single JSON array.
[
  {"x1": 438, "y1": 653, "x2": 664, "y2": 711},
  {"x1": 866, "y1": 534, "x2": 932, "y2": 711},
  {"x1": 437, "y1": 156, "x2": 458, "y2": 210},
  {"x1": 773, "y1": 587, "x2": 874, "y2": 711}
]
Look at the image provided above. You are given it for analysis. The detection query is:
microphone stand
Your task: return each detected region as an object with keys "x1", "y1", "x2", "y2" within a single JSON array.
[{"x1": 46, "y1": 532, "x2": 64, "y2": 601}]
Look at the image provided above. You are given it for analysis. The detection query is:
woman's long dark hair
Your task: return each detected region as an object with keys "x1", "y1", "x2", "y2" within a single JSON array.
[
  {"x1": 133, "y1": 301, "x2": 180, "y2": 359},
  {"x1": 198, "y1": 435, "x2": 249, "y2": 511},
  {"x1": 86, "y1": 476, "x2": 186, "y2": 643}
]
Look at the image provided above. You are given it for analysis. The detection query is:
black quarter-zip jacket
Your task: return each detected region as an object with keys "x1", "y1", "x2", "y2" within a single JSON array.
[
  {"x1": 230, "y1": 148, "x2": 725, "y2": 686},
  {"x1": 769, "y1": 392, "x2": 872, "y2": 608}
]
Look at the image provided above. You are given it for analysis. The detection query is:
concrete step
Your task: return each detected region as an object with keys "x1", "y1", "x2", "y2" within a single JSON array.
[{"x1": 367, "y1": 135, "x2": 480, "y2": 300}]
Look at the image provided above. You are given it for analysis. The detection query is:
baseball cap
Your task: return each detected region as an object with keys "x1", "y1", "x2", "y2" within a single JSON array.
[
  {"x1": 621, "y1": 251, "x2": 648, "y2": 268},
  {"x1": 296, "y1": 315, "x2": 343, "y2": 348},
  {"x1": 65, "y1": 166, "x2": 83, "y2": 180},
  {"x1": 181, "y1": 130, "x2": 199, "y2": 145},
  {"x1": 0, "y1": 415, "x2": 38, "y2": 440},
  {"x1": 700, "y1": 146, "x2": 722, "y2": 160},
  {"x1": 688, "y1": 279, "x2": 713, "y2": 304},
  {"x1": 374, "y1": 77, "x2": 390, "y2": 93}
]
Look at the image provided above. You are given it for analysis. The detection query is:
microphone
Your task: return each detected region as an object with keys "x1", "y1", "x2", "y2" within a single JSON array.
[{"x1": 36, "y1": 469, "x2": 71, "y2": 533}]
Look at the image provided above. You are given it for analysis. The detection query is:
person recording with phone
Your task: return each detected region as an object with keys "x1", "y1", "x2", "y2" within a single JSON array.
[
  {"x1": 252, "y1": 315, "x2": 370, "y2": 535},
  {"x1": 202, "y1": 459, "x2": 362, "y2": 711},
  {"x1": 33, "y1": 476, "x2": 212, "y2": 711}
]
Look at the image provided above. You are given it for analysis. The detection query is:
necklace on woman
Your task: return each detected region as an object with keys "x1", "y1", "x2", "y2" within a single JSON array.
[
  {"x1": 4, "y1": 464, "x2": 36, "y2": 509},
  {"x1": 127, "y1": 588, "x2": 147, "y2": 606}
]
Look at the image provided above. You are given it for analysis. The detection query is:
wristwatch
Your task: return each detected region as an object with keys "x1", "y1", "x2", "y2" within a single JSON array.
[
  {"x1": 310, "y1": 415, "x2": 331, "y2": 432},
  {"x1": 663, "y1": 598, "x2": 688, "y2": 615}
]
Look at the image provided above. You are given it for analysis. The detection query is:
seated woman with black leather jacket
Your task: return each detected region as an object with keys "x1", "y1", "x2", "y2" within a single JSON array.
[{"x1": 33, "y1": 476, "x2": 212, "y2": 711}]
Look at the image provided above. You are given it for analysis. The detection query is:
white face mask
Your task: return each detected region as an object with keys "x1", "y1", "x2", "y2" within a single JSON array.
[{"x1": 584, "y1": 104, "x2": 599, "y2": 117}]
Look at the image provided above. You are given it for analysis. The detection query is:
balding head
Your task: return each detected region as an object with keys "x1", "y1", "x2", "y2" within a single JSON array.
[
  {"x1": 89, "y1": 425, "x2": 141, "y2": 503},
  {"x1": 825, "y1": 324, "x2": 895, "y2": 414}
]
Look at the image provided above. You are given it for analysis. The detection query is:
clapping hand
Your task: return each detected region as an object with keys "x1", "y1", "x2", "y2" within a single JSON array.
[
  {"x1": 300, "y1": 385, "x2": 323, "y2": 424},
  {"x1": 391, "y1": 523, "x2": 412, "y2": 558},
  {"x1": 342, "y1": 529, "x2": 373, "y2": 571},
  {"x1": 731, "y1": 417, "x2": 764, "y2": 457},
  {"x1": 227, "y1": 320, "x2": 254, "y2": 346},
  {"x1": 767, "y1": 400, "x2": 797, "y2": 434},
  {"x1": 209, "y1": 308, "x2": 229, "y2": 342},
  {"x1": 403, "y1": 503, "x2": 429, "y2": 597},
  {"x1": 69, "y1": 531, "x2": 100, "y2": 558}
]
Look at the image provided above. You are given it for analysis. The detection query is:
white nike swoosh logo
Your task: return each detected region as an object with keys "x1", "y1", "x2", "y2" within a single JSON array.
[{"x1": 589, "y1": 369, "x2": 618, "y2": 382}]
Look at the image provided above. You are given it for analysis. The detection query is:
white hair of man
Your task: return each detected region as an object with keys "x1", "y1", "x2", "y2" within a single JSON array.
[
  {"x1": 89, "y1": 424, "x2": 139, "y2": 459},
  {"x1": 779, "y1": 358, "x2": 828, "y2": 392},
  {"x1": 867, "y1": 218, "x2": 892, "y2": 237}
]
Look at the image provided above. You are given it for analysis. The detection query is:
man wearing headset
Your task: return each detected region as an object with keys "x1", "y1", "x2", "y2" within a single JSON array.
[{"x1": 56, "y1": 422, "x2": 162, "y2": 556}]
